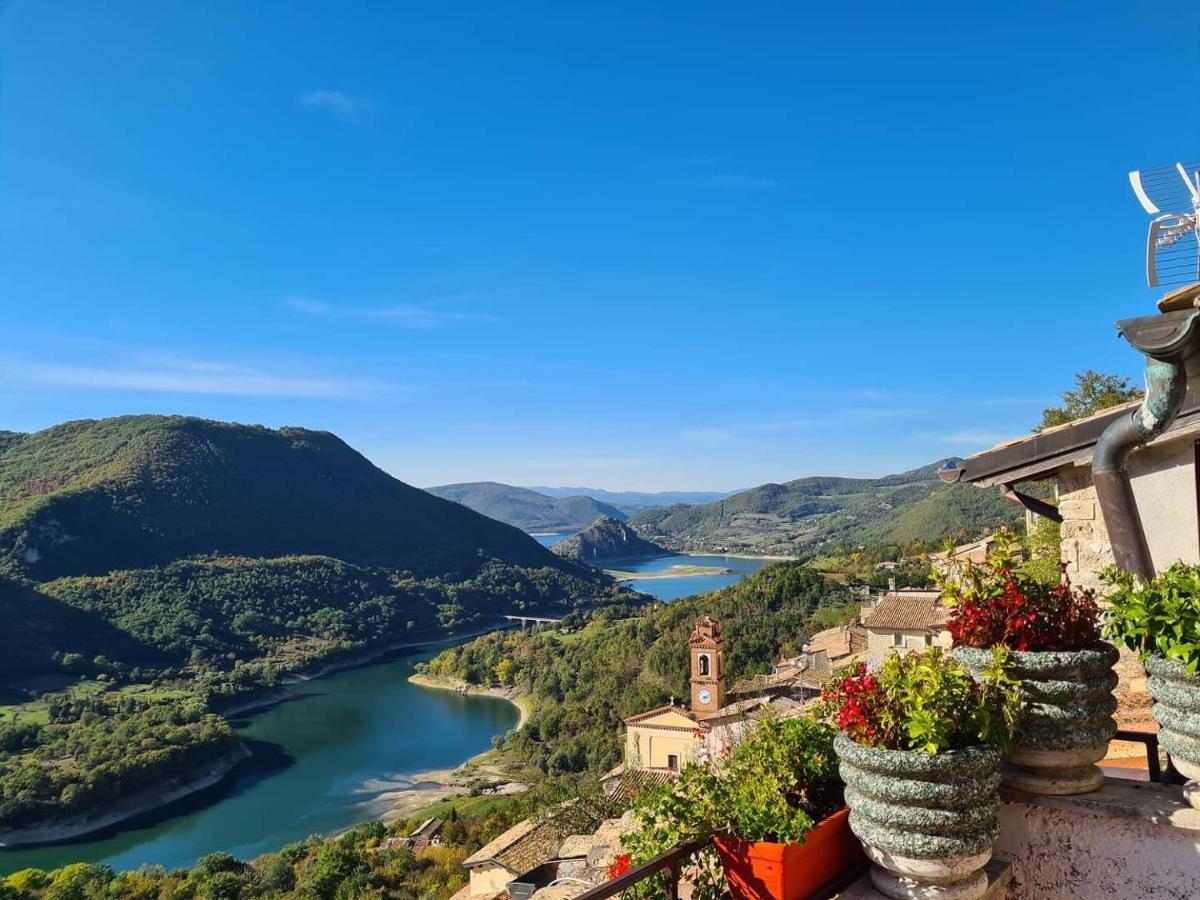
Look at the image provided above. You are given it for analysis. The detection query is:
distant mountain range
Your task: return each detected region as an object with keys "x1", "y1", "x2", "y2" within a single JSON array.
[
  {"x1": 628, "y1": 458, "x2": 1021, "y2": 554},
  {"x1": 427, "y1": 482, "x2": 628, "y2": 533},
  {"x1": 552, "y1": 515, "x2": 668, "y2": 563},
  {"x1": 528, "y1": 486, "x2": 735, "y2": 508}
]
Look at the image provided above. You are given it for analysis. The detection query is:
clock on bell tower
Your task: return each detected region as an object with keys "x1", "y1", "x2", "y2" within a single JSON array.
[{"x1": 689, "y1": 616, "x2": 726, "y2": 715}]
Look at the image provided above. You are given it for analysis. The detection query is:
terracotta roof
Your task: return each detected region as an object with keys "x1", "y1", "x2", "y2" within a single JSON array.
[
  {"x1": 601, "y1": 765, "x2": 677, "y2": 802},
  {"x1": 947, "y1": 390, "x2": 1200, "y2": 487},
  {"x1": 863, "y1": 590, "x2": 947, "y2": 633},
  {"x1": 463, "y1": 818, "x2": 566, "y2": 875},
  {"x1": 622, "y1": 704, "x2": 699, "y2": 726}
]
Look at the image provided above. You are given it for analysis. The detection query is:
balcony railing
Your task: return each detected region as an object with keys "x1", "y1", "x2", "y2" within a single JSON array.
[
  {"x1": 574, "y1": 731, "x2": 1174, "y2": 899},
  {"x1": 572, "y1": 836, "x2": 867, "y2": 900}
]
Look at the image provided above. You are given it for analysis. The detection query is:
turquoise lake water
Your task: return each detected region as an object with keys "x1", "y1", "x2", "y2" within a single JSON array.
[
  {"x1": 2, "y1": 540, "x2": 775, "y2": 875},
  {"x1": 0, "y1": 643, "x2": 517, "y2": 876},
  {"x1": 533, "y1": 532, "x2": 770, "y2": 600}
]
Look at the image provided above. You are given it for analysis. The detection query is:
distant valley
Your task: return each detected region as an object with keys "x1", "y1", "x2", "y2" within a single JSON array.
[
  {"x1": 526, "y1": 485, "x2": 736, "y2": 509},
  {"x1": 426, "y1": 481, "x2": 627, "y2": 533},
  {"x1": 628, "y1": 459, "x2": 1021, "y2": 555}
]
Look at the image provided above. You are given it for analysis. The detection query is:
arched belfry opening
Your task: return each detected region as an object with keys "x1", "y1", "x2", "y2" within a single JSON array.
[{"x1": 689, "y1": 617, "x2": 726, "y2": 714}]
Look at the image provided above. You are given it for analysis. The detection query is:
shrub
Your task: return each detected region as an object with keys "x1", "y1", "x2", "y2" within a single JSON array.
[
  {"x1": 1103, "y1": 563, "x2": 1200, "y2": 674},
  {"x1": 623, "y1": 716, "x2": 845, "y2": 900},
  {"x1": 823, "y1": 648, "x2": 1021, "y2": 754},
  {"x1": 940, "y1": 535, "x2": 1100, "y2": 652}
]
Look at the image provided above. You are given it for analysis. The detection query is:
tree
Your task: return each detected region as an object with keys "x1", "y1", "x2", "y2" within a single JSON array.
[{"x1": 1038, "y1": 370, "x2": 1141, "y2": 431}]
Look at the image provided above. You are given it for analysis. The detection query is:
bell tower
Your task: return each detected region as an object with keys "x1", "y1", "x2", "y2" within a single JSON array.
[{"x1": 689, "y1": 616, "x2": 726, "y2": 714}]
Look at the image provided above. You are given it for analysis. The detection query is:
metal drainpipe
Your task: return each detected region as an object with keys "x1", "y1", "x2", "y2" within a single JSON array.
[{"x1": 1092, "y1": 359, "x2": 1188, "y2": 581}]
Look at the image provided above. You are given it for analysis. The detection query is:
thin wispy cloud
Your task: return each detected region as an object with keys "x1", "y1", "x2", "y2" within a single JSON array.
[
  {"x1": 7, "y1": 357, "x2": 374, "y2": 399},
  {"x1": 932, "y1": 429, "x2": 1011, "y2": 446},
  {"x1": 288, "y1": 295, "x2": 498, "y2": 328},
  {"x1": 637, "y1": 156, "x2": 780, "y2": 192},
  {"x1": 706, "y1": 173, "x2": 780, "y2": 191},
  {"x1": 683, "y1": 418, "x2": 816, "y2": 442},
  {"x1": 298, "y1": 90, "x2": 374, "y2": 120}
]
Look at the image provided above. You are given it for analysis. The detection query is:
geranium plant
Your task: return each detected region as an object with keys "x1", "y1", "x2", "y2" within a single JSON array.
[
  {"x1": 622, "y1": 716, "x2": 845, "y2": 900},
  {"x1": 939, "y1": 534, "x2": 1101, "y2": 651},
  {"x1": 823, "y1": 648, "x2": 1021, "y2": 755},
  {"x1": 1103, "y1": 562, "x2": 1200, "y2": 674}
]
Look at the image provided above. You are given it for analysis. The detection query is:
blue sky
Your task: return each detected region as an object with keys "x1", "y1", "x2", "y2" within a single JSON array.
[{"x1": 2, "y1": 2, "x2": 1198, "y2": 491}]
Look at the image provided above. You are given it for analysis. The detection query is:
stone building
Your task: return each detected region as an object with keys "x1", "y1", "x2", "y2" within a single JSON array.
[
  {"x1": 860, "y1": 587, "x2": 950, "y2": 667},
  {"x1": 943, "y1": 393, "x2": 1200, "y2": 594}
]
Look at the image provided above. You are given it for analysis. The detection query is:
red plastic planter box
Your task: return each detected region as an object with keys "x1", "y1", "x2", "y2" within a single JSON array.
[{"x1": 712, "y1": 808, "x2": 863, "y2": 900}]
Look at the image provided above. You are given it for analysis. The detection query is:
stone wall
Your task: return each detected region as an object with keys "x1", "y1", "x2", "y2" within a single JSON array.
[
  {"x1": 996, "y1": 780, "x2": 1200, "y2": 899},
  {"x1": 1056, "y1": 464, "x2": 1114, "y2": 596}
]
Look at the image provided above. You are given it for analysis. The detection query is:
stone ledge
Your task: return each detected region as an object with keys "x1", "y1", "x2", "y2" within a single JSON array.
[
  {"x1": 832, "y1": 858, "x2": 1012, "y2": 899},
  {"x1": 1000, "y1": 777, "x2": 1200, "y2": 832}
]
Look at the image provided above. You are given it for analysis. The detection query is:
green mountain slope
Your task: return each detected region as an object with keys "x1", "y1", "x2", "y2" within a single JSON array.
[
  {"x1": 629, "y1": 459, "x2": 1019, "y2": 553},
  {"x1": 0, "y1": 416, "x2": 621, "y2": 687},
  {"x1": 427, "y1": 481, "x2": 627, "y2": 532},
  {"x1": 0, "y1": 416, "x2": 562, "y2": 581}
]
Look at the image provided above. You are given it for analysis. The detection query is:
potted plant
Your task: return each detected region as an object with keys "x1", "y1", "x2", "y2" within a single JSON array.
[
  {"x1": 941, "y1": 538, "x2": 1119, "y2": 795},
  {"x1": 824, "y1": 648, "x2": 1021, "y2": 900},
  {"x1": 1104, "y1": 562, "x2": 1200, "y2": 809},
  {"x1": 623, "y1": 716, "x2": 864, "y2": 900}
]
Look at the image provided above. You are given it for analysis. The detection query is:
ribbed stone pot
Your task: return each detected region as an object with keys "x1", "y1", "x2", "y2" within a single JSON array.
[
  {"x1": 1146, "y1": 655, "x2": 1200, "y2": 810},
  {"x1": 953, "y1": 643, "x2": 1118, "y2": 795},
  {"x1": 835, "y1": 734, "x2": 1000, "y2": 900}
]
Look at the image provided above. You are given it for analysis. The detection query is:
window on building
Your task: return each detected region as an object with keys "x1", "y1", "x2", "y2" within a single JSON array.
[
  {"x1": 924, "y1": 635, "x2": 933, "y2": 646},
  {"x1": 893, "y1": 632, "x2": 904, "y2": 647},
  {"x1": 667, "y1": 754, "x2": 679, "y2": 772},
  {"x1": 698, "y1": 654, "x2": 710, "y2": 676}
]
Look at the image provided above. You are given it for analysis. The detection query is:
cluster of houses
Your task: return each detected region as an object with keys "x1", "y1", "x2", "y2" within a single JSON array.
[
  {"x1": 443, "y1": 387, "x2": 1200, "y2": 898},
  {"x1": 451, "y1": 587, "x2": 996, "y2": 900}
]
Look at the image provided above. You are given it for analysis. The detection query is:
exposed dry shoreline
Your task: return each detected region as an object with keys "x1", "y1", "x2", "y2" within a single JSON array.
[
  {"x1": 0, "y1": 743, "x2": 252, "y2": 849},
  {"x1": 407, "y1": 673, "x2": 530, "y2": 731},
  {"x1": 0, "y1": 625, "x2": 515, "y2": 849},
  {"x1": 373, "y1": 674, "x2": 533, "y2": 821}
]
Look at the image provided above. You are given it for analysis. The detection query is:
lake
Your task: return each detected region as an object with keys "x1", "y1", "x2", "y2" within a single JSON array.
[
  {"x1": 533, "y1": 533, "x2": 772, "y2": 600},
  {"x1": 0, "y1": 642, "x2": 517, "y2": 876},
  {"x1": 614, "y1": 554, "x2": 771, "y2": 600}
]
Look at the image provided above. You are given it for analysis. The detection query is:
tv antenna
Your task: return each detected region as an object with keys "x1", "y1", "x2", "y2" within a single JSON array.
[{"x1": 1129, "y1": 161, "x2": 1200, "y2": 287}]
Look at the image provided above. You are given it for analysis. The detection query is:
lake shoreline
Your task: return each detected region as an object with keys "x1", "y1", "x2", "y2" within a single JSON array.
[
  {"x1": 214, "y1": 622, "x2": 517, "y2": 719},
  {"x1": 0, "y1": 743, "x2": 253, "y2": 850},
  {"x1": 376, "y1": 674, "x2": 532, "y2": 821},
  {"x1": 1, "y1": 626, "x2": 517, "y2": 859},
  {"x1": 606, "y1": 564, "x2": 730, "y2": 581}
]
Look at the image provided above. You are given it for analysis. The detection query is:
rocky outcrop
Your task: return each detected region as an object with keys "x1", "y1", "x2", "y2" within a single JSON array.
[{"x1": 551, "y1": 516, "x2": 668, "y2": 563}]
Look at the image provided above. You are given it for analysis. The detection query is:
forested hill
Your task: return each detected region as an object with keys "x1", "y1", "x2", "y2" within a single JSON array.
[
  {"x1": 0, "y1": 416, "x2": 622, "y2": 688},
  {"x1": 427, "y1": 481, "x2": 627, "y2": 533},
  {"x1": 423, "y1": 561, "x2": 860, "y2": 775},
  {"x1": 628, "y1": 457, "x2": 1019, "y2": 555},
  {"x1": 0, "y1": 416, "x2": 564, "y2": 581},
  {"x1": 551, "y1": 515, "x2": 667, "y2": 562},
  {"x1": 0, "y1": 417, "x2": 627, "y2": 835}
]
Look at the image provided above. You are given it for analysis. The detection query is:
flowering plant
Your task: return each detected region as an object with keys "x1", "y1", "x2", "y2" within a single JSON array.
[
  {"x1": 607, "y1": 854, "x2": 632, "y2": 881},
  {"x1": 939, "y1": 534, "x2": 1101, "y2": 652},
  {"x1": 822, "y1": 648, "x2": 1021, "y2": 755}
]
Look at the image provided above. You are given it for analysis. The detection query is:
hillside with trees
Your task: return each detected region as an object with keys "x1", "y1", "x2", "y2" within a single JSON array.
[
  {"x1": 551, "y1": 516, "x2": 667, "y2": 563},
  {"x1": 427, "y1": 481, "x2": 627, "y2": 533},
  {"x1": 0, "y1": 416, "x2": 629, "y2": 836},
  {"x1": 629, "y1": 459, "x2": 1019, "y2": 554},
  {"x1": 422, "y1": 561, "x2": 860, "y2": 776}
]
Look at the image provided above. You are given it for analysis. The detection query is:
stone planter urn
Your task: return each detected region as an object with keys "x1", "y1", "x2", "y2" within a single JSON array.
[
  {"x1": 835, "y1": 734, "x2": 1000, "y2": 900},
  {"x1": 1146, "y1": 655, "x2": 1200, "y2": 809},
  {"x1": 954, "y1": 643, "x2": 1118, "y2": 795}
]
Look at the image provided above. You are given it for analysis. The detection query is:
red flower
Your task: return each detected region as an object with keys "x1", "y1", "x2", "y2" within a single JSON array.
[{"x1": 608, "y1": 854, "x2": 632, "y2": 881}]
